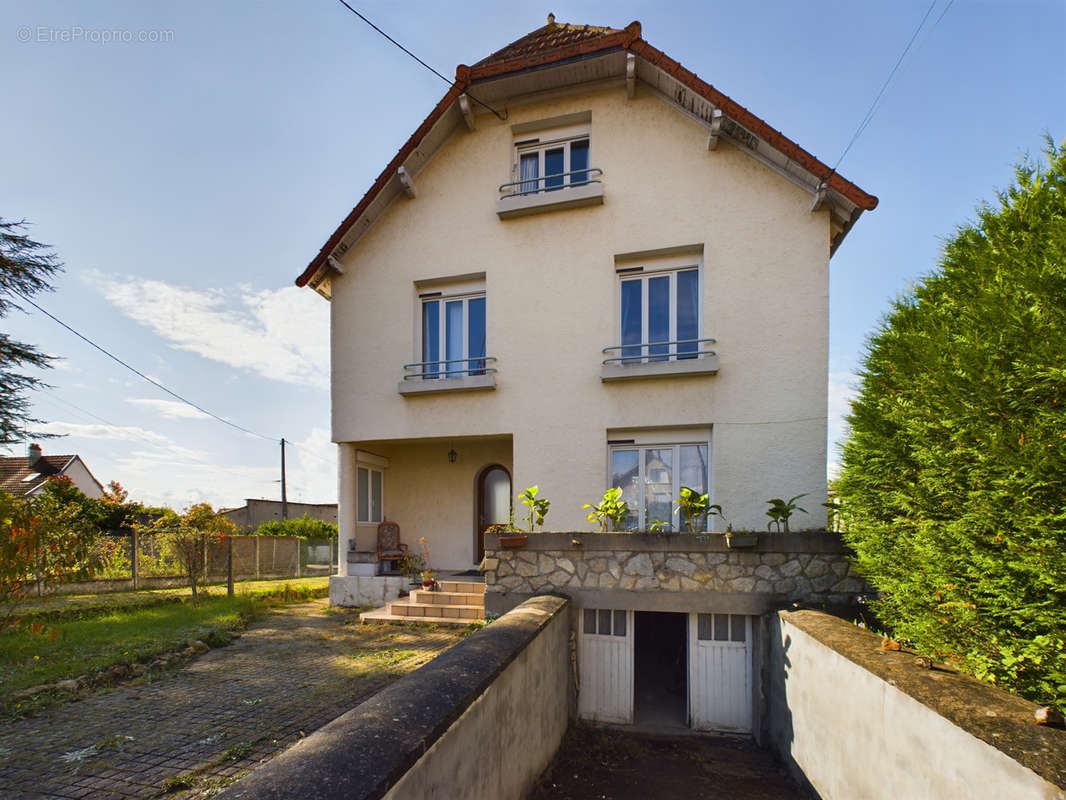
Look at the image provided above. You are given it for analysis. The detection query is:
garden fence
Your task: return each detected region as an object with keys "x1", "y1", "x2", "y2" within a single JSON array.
[{"x1": 51, "y1": 533, "x2": 337, "y2": 594}]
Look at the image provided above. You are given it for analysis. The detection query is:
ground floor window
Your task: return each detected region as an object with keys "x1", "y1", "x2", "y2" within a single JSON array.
[
  {"x1": 608, "y1": 442, "x2": 710, "y2": 531},
  {"x1": 583, "y1": 608, "x2": 627, "y2": 637},
  {"x1": 357, "y1": 466, "x2": 383, "y2": 523}
]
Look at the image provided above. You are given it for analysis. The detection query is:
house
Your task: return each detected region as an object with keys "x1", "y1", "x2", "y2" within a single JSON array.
[
  {"x1": 297, "y1": 17, "x2": 876, "y2": 731},
  {"x1": 219, "y1": 498, "x2": 338, "y2": 532},
  {"x1": 0, "y1": 443, "x2": 105, "y2": 499}
]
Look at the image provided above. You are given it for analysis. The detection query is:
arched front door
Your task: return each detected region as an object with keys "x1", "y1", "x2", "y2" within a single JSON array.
[{"x1": 476, "y1": 464, "x2": 511, "y2": 563}]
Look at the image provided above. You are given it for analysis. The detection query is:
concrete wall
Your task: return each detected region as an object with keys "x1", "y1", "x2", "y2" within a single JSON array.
[
  {"x1": 329, "y1": 83, "x2": 830, "y2": 535},
  {"x1": 767, "y1": 610, "x2": 1066, "y2": 800},
  {"x1": 217, "y1": 595, "x2": 570, "y2": 800},
  {"x1": 484, "y1": 531, "x2": 866, "y2": 616}
]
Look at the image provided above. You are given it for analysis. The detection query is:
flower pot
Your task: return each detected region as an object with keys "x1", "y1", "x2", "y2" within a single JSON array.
[
  {"x1": 498, "y1": 535, "x2": 528, "y2": 548},
  {"x1": 422, "y1": 580, "x2": 436, "y2": 591},
  {"x1": 726, "y1": 533, "x2": 758, "y2": 548}
]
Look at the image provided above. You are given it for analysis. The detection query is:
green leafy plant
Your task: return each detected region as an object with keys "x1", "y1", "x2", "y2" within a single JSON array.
[
  {"x1": 254, "y1": 515, "x2": 338, "y2": 539},
  {"x1": 518, "y1": 486, "x2": 550, "y2": 532},
  {"x1": 765, "y1": 494, "x2": 807, "y2": 532},
  {"x1": 675, "y1": 487, "x2": 721, "y2": 533},
  {"x1": 837, "y1": 140, "x2": 1066, "y2": 712},
  {"x1": 647, "y1": 519, "x2": 669, "y2": 532},
  {"x1": 583, "y1": 487, "x2": 630, "y2": 532}
]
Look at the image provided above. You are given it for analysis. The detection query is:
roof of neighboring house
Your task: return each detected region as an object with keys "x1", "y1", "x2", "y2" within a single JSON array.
[
  {"x1": 0, "y1": 453, "x2": 74, "y2": 496},
  {"x1": 297, "y1": 18, "x2": 878, "y2": 289}
]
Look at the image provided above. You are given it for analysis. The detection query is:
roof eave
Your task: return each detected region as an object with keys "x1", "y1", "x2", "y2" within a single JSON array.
[{"x1": 297, "y1": 22, "x2": 877, "y2": 287}]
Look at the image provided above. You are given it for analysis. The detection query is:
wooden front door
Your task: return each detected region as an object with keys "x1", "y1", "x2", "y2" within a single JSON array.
[{"x1": 476, "y1": 464, "x2": 510, "y2": 563}]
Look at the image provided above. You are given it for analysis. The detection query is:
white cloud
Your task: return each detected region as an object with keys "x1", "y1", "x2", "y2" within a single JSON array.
[
  {"x1": 284, "y1": 426, "x2": 337, "y2": 504},
  {"x1": 38, "y1": 421, "x2": 170, "y2": 445},
  {"x1": 90, "y1": 274, "x2": 329, "y2": 390},
  {"x1": 127, "y1": 398, "x2": 212, "y2": 420},
  {"x1": 827, "y1": 371, "x2": 860, "y2": 479}
]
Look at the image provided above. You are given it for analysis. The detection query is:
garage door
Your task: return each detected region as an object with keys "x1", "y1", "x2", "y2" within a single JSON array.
[
  {"x1": 688, "y1": 613, "x2": 752, "y2": 732},
  {"x1": 578, "y1": 608, "x2": 633, "y2": 724}
]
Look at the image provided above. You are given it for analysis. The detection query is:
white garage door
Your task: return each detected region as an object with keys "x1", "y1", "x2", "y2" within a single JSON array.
[
  {"x1": 688, "y1": 613, "x2": 752, "y2": 732},
  {"x1": 578, "y1": 608, "x2": 633, "y2": 724}
]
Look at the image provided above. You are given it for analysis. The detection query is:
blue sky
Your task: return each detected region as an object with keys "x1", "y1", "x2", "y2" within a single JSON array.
[{"x1": 2, "y1": 1, "x2": 1063, "y2": 509}]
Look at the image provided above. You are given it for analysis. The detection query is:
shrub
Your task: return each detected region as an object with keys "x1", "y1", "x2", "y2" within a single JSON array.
[
  {"x1": 837, "y1": 139, "x2": 1066, "y2": 711},
  {"x1": 254, "y1": 515, "x2": 337, "y2": 539}
]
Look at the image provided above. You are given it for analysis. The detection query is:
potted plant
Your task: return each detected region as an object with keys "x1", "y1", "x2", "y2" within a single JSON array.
[
  {"x1": 675, "y1": 487, "x2": 721, "y2": 534},
  {"x1": 583, "y1": 487, "x2": 630, "y2": 532},
  {"x1": 420, "y1": 568, "x2": 437, "y2": 591},
  {"x1": 414, "y1": 537, "x2": 435, "y2": 587},
  {"x1": 765, "y1": 494, "x2": 808, "y2": 532},
  {"x1": 725, "y1": 526, "x2": 759, "y2": 548}
]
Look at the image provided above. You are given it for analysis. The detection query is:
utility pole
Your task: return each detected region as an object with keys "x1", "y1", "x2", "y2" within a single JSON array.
[{"x1": 280, "y1": 437, "x2": 288, "y2": 520}]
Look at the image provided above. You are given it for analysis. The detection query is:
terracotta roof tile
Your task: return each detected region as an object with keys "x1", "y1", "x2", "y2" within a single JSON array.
[
  {"x1": 0, "y1": 454, "x2": 70, "y2": 495},
  {"x1": 474, "y1": 20, "x2": 622, "y2": 67}
]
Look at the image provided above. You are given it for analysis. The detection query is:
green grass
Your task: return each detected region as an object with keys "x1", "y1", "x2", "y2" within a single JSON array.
[
  {"x1": 12, "y1": 576, "x2": 331, "y2": 622},
  {"x1": 0, "y1": 595, "x2": 260, "y2": 715}
]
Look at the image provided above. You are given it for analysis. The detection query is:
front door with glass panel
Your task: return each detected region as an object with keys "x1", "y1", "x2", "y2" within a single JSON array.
[{"x1": 476, "y1": 465, "x2": 510, "y2": 563}]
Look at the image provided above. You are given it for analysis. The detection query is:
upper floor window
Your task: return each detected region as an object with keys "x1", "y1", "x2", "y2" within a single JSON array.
[
  {"x1": 619, "y1": 267, "x2": 700, "y2": 363},
  {"x1": 516, "y1": 136, "x2": 591, "y2": 195},
  {"x1": 497, "y1": 111, "x2": 604, "y2": 219},
  {"x1": 420, "y1": 288, "x2": 486, "y2": 379}
]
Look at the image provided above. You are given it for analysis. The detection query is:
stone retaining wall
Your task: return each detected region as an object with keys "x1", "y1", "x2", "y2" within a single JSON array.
[{"x1": 484, "y1": 532, "x2": 868, "y2": 615}]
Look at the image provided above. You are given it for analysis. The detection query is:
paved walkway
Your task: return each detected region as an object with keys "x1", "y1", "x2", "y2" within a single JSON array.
[
  {"x1": 530, "y1": 724, "x2": 807, "y2": 800},
  {"x1": 0, "y1": 601, "x2": 462, "y2": 799}
]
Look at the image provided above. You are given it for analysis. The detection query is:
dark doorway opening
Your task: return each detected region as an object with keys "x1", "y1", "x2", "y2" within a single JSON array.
[{"x1": 634, "y1": 611, "x2": 687, "y2": 729}]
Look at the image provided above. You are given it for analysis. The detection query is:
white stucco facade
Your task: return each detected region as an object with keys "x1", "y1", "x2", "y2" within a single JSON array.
[{"x1": 323, "y1": 76, "x2": 843, "y2": 569}]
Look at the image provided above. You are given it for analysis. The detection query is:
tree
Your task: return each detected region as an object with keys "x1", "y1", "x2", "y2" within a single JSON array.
[
  {"x1": 837, "y1": 138, "x2": 1066, "y2": 711},
  {"x1": 0, "y1": 219, "x2": 63, "y2": 445},
  {"x1": 145, "y1": 503, "x2": 236, "y2": 596},
  {"x1": 0, "y1": 485, "x2": 98, "y2": 632}
]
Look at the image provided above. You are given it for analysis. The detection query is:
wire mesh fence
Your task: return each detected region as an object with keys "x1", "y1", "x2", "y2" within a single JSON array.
[{"x1": 88, "y1": 532, "x2": 338, "y2": 584}]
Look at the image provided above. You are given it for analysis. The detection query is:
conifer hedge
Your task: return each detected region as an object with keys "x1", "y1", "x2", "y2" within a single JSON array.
[{"x1": 838, "y1": 139, "x2": 1066, "y2": 711}]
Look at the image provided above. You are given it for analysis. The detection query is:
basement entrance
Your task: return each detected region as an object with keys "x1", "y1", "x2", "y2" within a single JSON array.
[{"x1": 634, "y1": 611, "x2": 687, "y2": 728}]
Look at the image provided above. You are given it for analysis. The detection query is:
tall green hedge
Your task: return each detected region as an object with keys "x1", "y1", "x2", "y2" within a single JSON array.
[{"x1": 838, "y1": 139, "x2": 1066, "y2": 711}]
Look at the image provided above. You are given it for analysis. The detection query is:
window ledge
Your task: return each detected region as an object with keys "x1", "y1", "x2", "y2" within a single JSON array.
[
  {"x1": 600, "y1": 356, "x2": 719, "y2": 382},
  {"x1": 496, "y1": 183, "x2": 604, "y2": 219},
  {"x1": 398, "y1": 373, "x2": 497, "y2": 396}
]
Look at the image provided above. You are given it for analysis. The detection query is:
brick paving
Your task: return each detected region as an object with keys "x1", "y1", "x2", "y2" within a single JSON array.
[{"x1": 0, "y1": 601, "x2": 463, "y2": 799}]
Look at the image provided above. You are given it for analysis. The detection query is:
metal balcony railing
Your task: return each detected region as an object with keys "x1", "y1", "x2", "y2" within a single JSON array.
[
  {"x1": 602, "y1": 338, "x2": 717, "y2": 365},
  {"x1": 498, "y1": 168, "x2": 604, "y2": 199},
  {"x1": 402, "y1": 356, "x2": 498, "y2": 380}
]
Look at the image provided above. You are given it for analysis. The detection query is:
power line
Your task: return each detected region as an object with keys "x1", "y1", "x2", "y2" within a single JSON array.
[
  {"x1": 332, "y1": 0, "x2": 507, "y2": 121},
  {"x1": 15, "y1": 289, "x2": 275, "y2": 442},
  {"x1": 827, "y1": 0, "x2": 942, "y2": 177}
]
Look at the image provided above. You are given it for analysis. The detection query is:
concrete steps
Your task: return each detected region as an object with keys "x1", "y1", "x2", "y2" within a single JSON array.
[{"x1": 361, "y1": 579, "x2": 485, "y2": 626}]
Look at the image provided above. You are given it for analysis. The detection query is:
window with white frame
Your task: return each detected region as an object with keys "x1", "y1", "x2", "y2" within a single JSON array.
[
  {"x1": 608, "y1": 441, "x2": 710, "y2": 531},
  {"x1": 419, "y1": 286, "x2": 486, "y2": 379},
  {"x1": 356, "y1": 465, "x2": 383, "y2": 523},
  {"x1": 514, "y1": 134, "x2": 591, "y2": 195},
  {"x1": 583, "y1": 608, "x2": 627, "y2": 637},
  {"x1": 617, "y1": 265, "x2": 700, "y2": 363}
]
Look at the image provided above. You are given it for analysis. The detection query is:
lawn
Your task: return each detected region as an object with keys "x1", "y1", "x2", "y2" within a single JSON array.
[{"x1": 0, "y1": 580, "x2": 330, "y2": 716}]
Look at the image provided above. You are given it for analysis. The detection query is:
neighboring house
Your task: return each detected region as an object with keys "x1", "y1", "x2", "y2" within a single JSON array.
[
  {"x1": 298, "y1": 18, "x2": 875, "y2": 568},
  {"x1": 0, "y1": 443, "x2": 105, "y2": 500},
  {"x1": 219, "y1": 498, "x2": 338, "y2": 532}
]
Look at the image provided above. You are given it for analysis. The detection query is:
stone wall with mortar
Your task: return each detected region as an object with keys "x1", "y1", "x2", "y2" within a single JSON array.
[{"x1": 484, "y1": 532, "x2": 867, "y2": 615}]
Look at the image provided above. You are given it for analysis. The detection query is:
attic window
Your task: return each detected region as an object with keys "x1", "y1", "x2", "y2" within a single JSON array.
[{"x1": 497, "y1": 112, "x2": 603, "y2": 219}]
